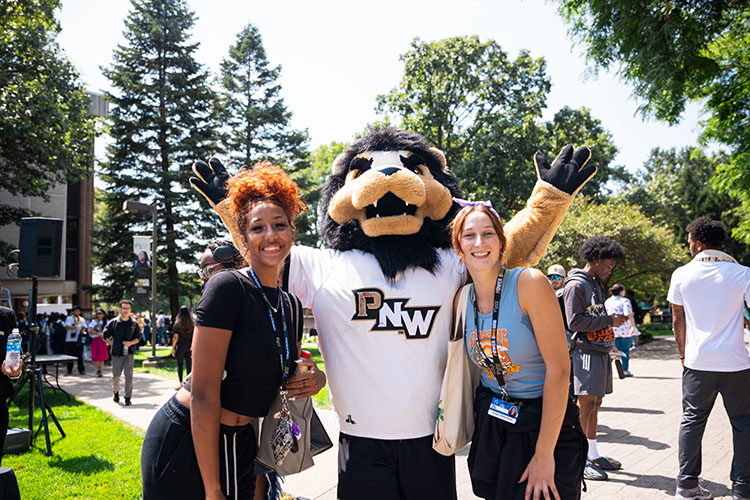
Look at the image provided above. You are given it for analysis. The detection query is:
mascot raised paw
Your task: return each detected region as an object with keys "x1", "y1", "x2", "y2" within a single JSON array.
[{"x1": 191, "y1": 127, "x2": 595, "y2": 500}]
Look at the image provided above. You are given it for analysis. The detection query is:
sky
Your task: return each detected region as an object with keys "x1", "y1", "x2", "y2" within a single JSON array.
[{"x1": 57, "y1": 0, "x2": 708, "y2": 175}]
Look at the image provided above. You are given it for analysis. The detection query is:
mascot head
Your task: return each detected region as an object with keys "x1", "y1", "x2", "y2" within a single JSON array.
[{"x1": 320, "y1": 128, "x2": 462, "y2": 280}]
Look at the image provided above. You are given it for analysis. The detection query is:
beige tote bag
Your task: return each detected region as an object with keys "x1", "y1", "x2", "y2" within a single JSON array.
[{"x1": 433, "y1": 284, "x2": 481, "y2": 456}]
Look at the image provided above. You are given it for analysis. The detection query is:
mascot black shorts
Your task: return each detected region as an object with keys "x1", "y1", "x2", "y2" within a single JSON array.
[{"x1": 337, "y1": 432, "x2": 457, "y2": 500}]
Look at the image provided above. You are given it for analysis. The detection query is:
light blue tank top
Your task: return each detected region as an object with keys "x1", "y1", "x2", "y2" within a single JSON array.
[{"x1": 464, "y1": 267, "x2": 546, "y2": 398}]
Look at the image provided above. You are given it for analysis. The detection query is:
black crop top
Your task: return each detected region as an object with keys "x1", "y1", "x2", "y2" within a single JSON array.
[{"x1": 191, "y1": 268, "x2": 303, "y2": 417}]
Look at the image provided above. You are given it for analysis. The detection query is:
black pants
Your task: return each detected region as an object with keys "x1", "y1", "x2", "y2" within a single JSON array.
[
  {"x1": 337, "y1": 432, "x2": 457, "y2": 500},
  {"x1": 468, "y1": 386, "x2": 587, "y2": 500},
  {"x1": 65, "y1": 342, "x2": 85, "y2": 374},
  {"x1": 0, "y1": 400, "x2": 8, "y2": 467},
  {"x1": 678, "y1": 368, "x2": 750, "y2": 497},
  {"x1": 175, "y1": 349, "x2": 192, "y2": 383},
  {"x1": 141, "y1": 395, "x2": 256, "y2": 500}
]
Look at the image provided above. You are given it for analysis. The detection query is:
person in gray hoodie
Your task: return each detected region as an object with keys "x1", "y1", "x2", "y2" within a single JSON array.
[{"x1": 563, "y1": 236, "x2": 628, "y2": 481}]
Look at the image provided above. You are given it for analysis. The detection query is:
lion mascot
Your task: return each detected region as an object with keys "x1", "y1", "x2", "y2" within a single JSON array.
[{"x1": 191, "y1": 127, "x2": 595, "y2": 499}]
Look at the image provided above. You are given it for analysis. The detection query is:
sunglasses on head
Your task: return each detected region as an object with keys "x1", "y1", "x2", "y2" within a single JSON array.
[{"x1": 547, "y1": 274, "x2": 563, "y2": 281}]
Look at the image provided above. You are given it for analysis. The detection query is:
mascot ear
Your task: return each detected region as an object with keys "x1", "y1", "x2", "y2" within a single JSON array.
[
  {"x1": 332, "y1": 152, "x2": 348, "y2": 176},
  {"x1": 429, "y1": 147, "x2": 448, "y2": 171}
]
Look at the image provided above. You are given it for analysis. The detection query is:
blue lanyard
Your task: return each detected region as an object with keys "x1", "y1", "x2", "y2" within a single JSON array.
[
  {"x1": 472, "y1": 268, "x2": 506, "y2": 388},
  {"x1": 247, "y1": 268, "x2": 291, "y2": 387}
]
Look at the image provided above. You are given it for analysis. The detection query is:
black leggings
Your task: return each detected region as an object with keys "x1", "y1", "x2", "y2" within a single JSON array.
[
  {"x1": 175, "y1": 349, "x2": 192, "y2": 383},
  {"x1": 141, "y1": 395, "x2": 256, "y2": 500}
]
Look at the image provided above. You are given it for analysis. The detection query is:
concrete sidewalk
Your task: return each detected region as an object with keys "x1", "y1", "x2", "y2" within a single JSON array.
[{"x1": 55, "y1": 337, "x2": 744, "y2": 499}]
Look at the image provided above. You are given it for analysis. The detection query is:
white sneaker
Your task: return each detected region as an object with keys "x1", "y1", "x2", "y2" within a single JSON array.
[{"x1": 675, "y1": 484, "x2": 713, "y2": 500}]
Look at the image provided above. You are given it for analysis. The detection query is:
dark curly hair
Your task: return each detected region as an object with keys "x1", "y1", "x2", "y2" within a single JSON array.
[
  {"x1": 686, "y1": 217, "x2": 725, "y2": 248},
  {"x1": 579, "y1": 236, "x2": 626, "y2": 262}
]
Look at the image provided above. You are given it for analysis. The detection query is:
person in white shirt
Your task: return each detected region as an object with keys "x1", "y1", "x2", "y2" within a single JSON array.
[
  {"x1": 668, "y1": 217, "x2": 750, "y2": 500},
  {"x1": 605, "y1": 284, "x2": 635, "y2": 377},
  {"x1": 64, "y1": 306, "x2": 86, "y2": 375}
]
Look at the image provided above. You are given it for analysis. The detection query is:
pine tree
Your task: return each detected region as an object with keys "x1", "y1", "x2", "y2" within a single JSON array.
[
  {"x1": 217, "y1": 23, "x2": 308, "y2": 167},
  {"x1": 93, "y1": 0, "x2": 218, "y2": 314}
]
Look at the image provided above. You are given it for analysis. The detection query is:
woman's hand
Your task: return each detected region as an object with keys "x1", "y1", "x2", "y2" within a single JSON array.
[
  {"x1": 2, "y1": 360, "x2": 22, "y2": 378},
  {"x1": 285, "y1": 359, "x2": 326, "y2": 399},
  {"x1": 519, "y1": 452, "x2": 560, "y2": 500}
]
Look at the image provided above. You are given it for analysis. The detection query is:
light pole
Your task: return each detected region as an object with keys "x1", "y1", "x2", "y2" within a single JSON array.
[{"x1": 122, "y1": 199, "x2": 163, "y2": 366}]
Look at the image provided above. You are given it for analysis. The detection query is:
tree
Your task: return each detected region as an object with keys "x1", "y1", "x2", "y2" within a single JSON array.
[
  {"x1": 554, "y1": 0, "x2": 750, "y2": 241},
  {"x1": 94, "y1": 0, "x2": 218, "y2": 313},
  {"x1": 621, "y1": 146, "x2": 750, "y2": 265},
  {"x1": 538, "y1": 197, "x2": 686, "y2": 298},
  {"x1": 375, "y1": 37, "x2": 627, "y2": 218},
  {"x1": 291, "y1": 142, "x2": 347, "y2": 247},
  {"x1": 375, "y1": 36, "x2": 551, "y2": 168},
  {"x1": 217, "y1": 23, "x2": 308, "y2": 167},
  {"x1": 0, "y1": 0, "x2": 95, "y2": 226}
]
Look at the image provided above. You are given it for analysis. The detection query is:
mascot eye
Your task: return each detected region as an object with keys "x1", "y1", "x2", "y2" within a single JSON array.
[
  {"x1": 400, "y1": 154, "x2": 425, "y2": 176},
  {"x1": 349, "y1": 157, "x2": 373, "y2": 178}
]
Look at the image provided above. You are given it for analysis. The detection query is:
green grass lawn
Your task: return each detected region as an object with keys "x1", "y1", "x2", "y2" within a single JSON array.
[
  {"x1": 639, "y1": 321, "x2": 674, "y2": 337},
  {"x1": 4, "y1": 385, "x2": 144, "y2": 500},
  {"x1": 134, "y1": 340, "x2": 332, "y2": 409}
]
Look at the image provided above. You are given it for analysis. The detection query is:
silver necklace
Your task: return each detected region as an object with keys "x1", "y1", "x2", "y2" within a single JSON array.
[{"x1": 263, "y1": 287, "x2": 281, "y2": 313}]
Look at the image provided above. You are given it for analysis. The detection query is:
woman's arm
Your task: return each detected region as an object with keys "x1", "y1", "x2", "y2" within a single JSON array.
[
  {"x1": 190, "y1": 325, "x2": 233, "y2": 500},
  {"x1": 171, "y1": 331, "x2": 179, "y2": 356},
  {"x1": 517, "y1": 268, "x2": 569, "y2": 500}
]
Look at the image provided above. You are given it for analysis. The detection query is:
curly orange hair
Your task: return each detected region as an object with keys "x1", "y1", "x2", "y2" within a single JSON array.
[{"x1": 225, "y1": 161, "x2": 306, "y2": 234}]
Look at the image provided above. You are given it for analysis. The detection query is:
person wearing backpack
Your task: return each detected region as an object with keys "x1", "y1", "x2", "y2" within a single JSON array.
[{"x1": 563, "y1": 236, "x2": 628, "y2": 482}]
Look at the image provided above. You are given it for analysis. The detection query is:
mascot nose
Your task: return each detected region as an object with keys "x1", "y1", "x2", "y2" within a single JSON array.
[{"x1": 378, "y1": 166, "x2": 400, "y2": 176}]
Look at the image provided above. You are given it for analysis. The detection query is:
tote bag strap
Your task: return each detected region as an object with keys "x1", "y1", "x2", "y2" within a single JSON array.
[{"x1": 450, "y1": 284, "x2": 472, "y2": 342}]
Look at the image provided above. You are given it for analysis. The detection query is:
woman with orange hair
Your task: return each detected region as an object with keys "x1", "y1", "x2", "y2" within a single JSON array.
[{"x1": 141, "y1": 162, "x2": 326, "y2": 500}]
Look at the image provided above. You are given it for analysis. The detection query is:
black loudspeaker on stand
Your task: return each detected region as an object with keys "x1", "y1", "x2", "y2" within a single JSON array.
[{"x1": 8, "y1": 218, "x2": 66, "y2": 456}]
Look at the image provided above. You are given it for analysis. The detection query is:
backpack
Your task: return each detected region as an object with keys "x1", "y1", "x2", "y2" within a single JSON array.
[
  {"x1": 558, "y1": 275, "x2": 615, "y2": 354},
  {"x1": 556, "y1": 276, "x2": 591, "y2": 354}
]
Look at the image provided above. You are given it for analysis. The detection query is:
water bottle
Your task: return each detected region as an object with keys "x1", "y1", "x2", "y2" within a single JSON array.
[
  {"x1": 297, "y1": 349, "x2": 312, "y2": 373},
  {"x1": 5, "y1": 328, "x2": 22, "y2": 371}
]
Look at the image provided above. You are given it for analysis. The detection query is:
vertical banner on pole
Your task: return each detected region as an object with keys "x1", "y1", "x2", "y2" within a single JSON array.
[{"x1": 133, "y1": 235, "x2": 151, "y2": 300}]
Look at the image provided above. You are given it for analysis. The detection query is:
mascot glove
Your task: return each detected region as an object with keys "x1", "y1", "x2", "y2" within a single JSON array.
[
  {"x1": 190, "y1": 157, "x2": 247, "y2": 262},
  {"x1": 534, "y1": 145, "x2": 597, "y2": 195},
  {"x1": 190, "y1": 157, "x2": 231, "y2": 207}
]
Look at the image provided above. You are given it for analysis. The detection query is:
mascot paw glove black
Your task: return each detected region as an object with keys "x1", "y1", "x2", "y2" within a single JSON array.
[
  {"x1": 190, "y1": 157, "x2": 231, "y2": 206},
  {"x1": 534, "y1": 145, "x2": 597, "y2": 195}
]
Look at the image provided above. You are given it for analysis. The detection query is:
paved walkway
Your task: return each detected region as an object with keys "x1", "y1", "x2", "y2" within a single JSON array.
[{"x1": 54, "y1": 337, "x2": 745, "y2": 499}]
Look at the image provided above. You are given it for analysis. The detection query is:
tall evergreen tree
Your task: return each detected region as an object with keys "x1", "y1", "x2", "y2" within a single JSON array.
[
  {"x1": 93, "y1": 0, "x2": 218, "y2": 314},
  {"x1": 217, "y1": 23, "x2": 308, "y2": 167}
]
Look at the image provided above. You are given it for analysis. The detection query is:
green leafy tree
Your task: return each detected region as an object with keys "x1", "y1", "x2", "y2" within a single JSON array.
[
  {"x1": 94, "y1": 0, "x2": 218, "y2": 313},
  {"x1": 538, "y1": 197, "x2": 686, "y2": 298},
  {"x1": 218, "y1": 23, "x2": 308, "y2": 167},
  {"x1": 0, "y1": 0, "x2": 95, "y2": 226},
  {"x1": 555, "y1": 0, "x2": 750, "y2": 241},
  {"x1": 622, "y1": 147, "x2": 750, "y2": 264},
  {"x1": 375, "y1": 37, "x2": 625, "y2": 217},
  {"x1": 375, "y1": 36, "x2": 551, "y2": 167},
  {"x1": 291, "y1": 142, "x2": 347, "y2": 247}
]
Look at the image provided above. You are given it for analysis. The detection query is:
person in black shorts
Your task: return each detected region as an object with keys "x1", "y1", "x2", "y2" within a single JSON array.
[{"x1": 141, "y1": 161, "x2": 327, "y2": 500}]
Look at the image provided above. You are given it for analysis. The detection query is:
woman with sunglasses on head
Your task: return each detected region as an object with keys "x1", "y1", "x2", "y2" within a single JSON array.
[
  {"x1": 88, "y1": 308, "x2": 108, "y2": 377},
  {"x1": 141, "y1": 162, "x2": 327, "y2": 500},
  {"x1": 451, "y1": 200, "x2": 586, "y2": 500}
]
